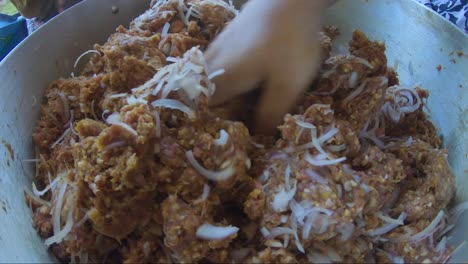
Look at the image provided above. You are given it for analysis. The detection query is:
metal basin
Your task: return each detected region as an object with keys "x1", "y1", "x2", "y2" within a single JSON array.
[{"x1": 0, "y1": 0, "x2": 466, "y2": 262}]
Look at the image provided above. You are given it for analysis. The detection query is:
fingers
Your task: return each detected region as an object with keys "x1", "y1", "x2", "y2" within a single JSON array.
[
  {"x1": 205, "y1": 44, "x2": 262, "y2": 106},
  {"x1": 253, "y1": 77, "x2": 306, "y2": 135},
  {"x1": 254, "y1": 46, "x2": 322, "y2": 135}
]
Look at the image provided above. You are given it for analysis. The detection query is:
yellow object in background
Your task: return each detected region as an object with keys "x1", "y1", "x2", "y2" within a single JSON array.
[{"x1": 0, "y1": 0, "x2": 18, "y2": 15}]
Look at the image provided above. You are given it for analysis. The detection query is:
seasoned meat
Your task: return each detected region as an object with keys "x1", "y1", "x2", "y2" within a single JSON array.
[{"x1": 27, "y1": 1, "x2": 457, "y2": 263}]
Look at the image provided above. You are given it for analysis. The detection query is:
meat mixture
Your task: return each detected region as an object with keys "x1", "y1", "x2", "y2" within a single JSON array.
[{"x1": 26, "y1": 0, "x2": 460, "y2": 263}]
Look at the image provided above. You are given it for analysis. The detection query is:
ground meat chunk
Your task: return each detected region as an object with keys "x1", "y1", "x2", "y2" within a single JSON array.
[
  {"x1": 28, "y1": 2, "x2": 457, "y2": 263},
  {"x1": 388, "y1": 140, "x2": 455, "y2": 222}
]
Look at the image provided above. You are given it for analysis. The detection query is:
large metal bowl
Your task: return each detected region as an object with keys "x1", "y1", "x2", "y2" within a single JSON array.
[{"x1": 0, "y1": 0, "x2": 466, "y2": 262}]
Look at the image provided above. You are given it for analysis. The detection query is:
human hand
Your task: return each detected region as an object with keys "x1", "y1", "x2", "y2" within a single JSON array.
[{"x1": 205, "y1": 0, "x2": 326, "y2": 134}]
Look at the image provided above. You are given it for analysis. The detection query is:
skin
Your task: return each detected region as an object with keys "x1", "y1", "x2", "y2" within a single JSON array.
[
  {"x1": 15, "y1": 0, "x2": 326, "y2": 135},
  {"x1": 206, "y1": 0, "x2": 327, "y2": 134}
]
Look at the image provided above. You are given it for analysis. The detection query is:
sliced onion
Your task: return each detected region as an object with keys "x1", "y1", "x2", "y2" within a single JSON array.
[
  {"x1": 108, "y1": 93, "x2": 128, "y2": 99},
  {"x1": 259, "y1": 169, "x2": 270, "y2": 183},
  {"x1": 377, "y1": 211, "x2": 405, "y2": 225},
  {"x1": 265, "y1": 240, "x2": 284, "y2": 248},
  {"x1": 194, "y1": 184, "x2": 210, "y2": 204},
  {"x1": 272, "y1": 184, "x2": 296, "y2": 213},
  {"x1": 53, "y1": 180, "x2": 68, "y2": 235},
  {"x1": 161, "y1": 22, "x2": 170, "y2": 37},
  {"x1": 348, "y1": 71, "x2": 359, "y2": 88},
  {"x1": 328, "y1": 144, "x2": 346, "y2": 152},
  {"x1": 344, "y1": 80, "x2": 368, "y2": 102},
  {"x1": 45, "y1": 204, "x2": 74, "y2": 246},
  {"x1": 295, "y1": 119, "x2": 316, "y2": 130},
  {"x1": 250, "y1": 140, "x2": 265, "y2": 149},
  {"x1": 435, "y1": 236, "x2": 447, "y2": 253},
  {"x1": 32, "y1": 176, "x2": 61, "y2": 197},
  {"x1": 127, "y1": 96, "x2": 148, "y2": 105},
  {"x1": 24, "y1": 188, "x2": 51, "y2": 207},
  {"x1": 284, "y1": 164, "x2": 292, "y2": 189},
  {"x1": 318, "y1": 127, "x2": 339, "y2": 145},
  {"x1": 208, "y1": 69, "x2": 225, "y2": 80},
  {"x1": 196, "y1": 223, "x2": 239, "y2": 240},
  {"x1": 213, "y1": 129, "x2": 229, "y2": 146},
  {"x1": 304, "y1": 169, "x2": 328, "y2": 184},
  {"x1": 104, "y1": 141, "x2": 127, "y2": 150},
  {"x1": 270, "y1": 151, "x2": 289, "y2": 160},
  {"x1": 106, "y1": 113, "x2": 138, "y2": 137},
  {"x1": 352, "y1": 56, "x2": 374, "y2": 69},
  {"x1": 366, "y1": 212, "x2": 407, "y2": 236},
  {"x1": 266, "y1": 227, "x2": 304, "y2": 253},
  {"x1": 185, "y1": 150, "x2": 234, "y2": 181},
  {"x1": 305, "y1": 152, "x2": 346, "y2": 167},
  {"x1": 407, "y1": 210, "x2": 444, "y2": 243},
  {"x1": 151, "y1": 99, "x2": 195, "y2": 119},
  {"x1": 58, "y1": 92, "x2": 70, "y2": 124},
  {"x1": 260, "y1": 227, "x2": 270, "y2": 237},
  {"x1": 73, "y1": 49, "x2": 100, "y2": 69}
]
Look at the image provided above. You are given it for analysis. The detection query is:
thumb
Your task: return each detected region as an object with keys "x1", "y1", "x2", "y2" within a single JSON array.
[
  {"x1": 205, "y1": 45, "x2": 263, "y2": 107},
  {"x1": 254, "y1": 77, "x2": 308, "y2": 135},
  {"x1": 254, "y1": 53, "x2": 322, "y2": 135}
]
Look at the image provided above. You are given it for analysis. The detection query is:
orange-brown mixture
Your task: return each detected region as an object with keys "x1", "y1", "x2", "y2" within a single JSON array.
[{"x1": 27, "y1": 0, "x2": 458, "y2": 263}]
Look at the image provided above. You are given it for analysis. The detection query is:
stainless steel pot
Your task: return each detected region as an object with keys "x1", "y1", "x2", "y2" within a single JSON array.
[{"x1": 0, "y1": 0, "x2": 466, "y2": 262}]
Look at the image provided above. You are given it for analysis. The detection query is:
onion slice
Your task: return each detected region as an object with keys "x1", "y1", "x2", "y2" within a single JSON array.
[
  {"x1": 152, "y1": 99, "x2": 195, "y2": 119},
  {"x1": 161, "y1": 22, "x2": 170, "y2": 37},
  {"x1": 45, "y1": 204, "x2": 74, "y2": 246},
  {"x1": 185, "y1": 150, "x2": 234, "y2": 181},
  {"x1": 407, "y1": 210, "x2": 445, "y2": 243},
  {"x1": 105, "y1": 113, "x2": 138, "y2": 137},
  {"x1": 305, "y1": 153, "x2": 346, "y2": 167},
  {"x1": 196, "y1": 223, "x2": 239, "y2": 240},
  {"x1": 366, "y1": 212, "x2": 407, "y2": 237},
  {"x1": 73, "y1": 50, "x2": 100, "y2": 68},
  {"x1": 213, "y1": 129, "x2": 229, "y2": 146},
  {"x1": 32, "y1": 176, "x2": 61, "y2": 197},
  {"x1": 272, "y1": 184, "x2": 297, "y2": 213}
]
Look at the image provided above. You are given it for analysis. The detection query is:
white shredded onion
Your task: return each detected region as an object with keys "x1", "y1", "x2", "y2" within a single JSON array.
[
  {"x1": 348, "y1": 71, "x2": 359, "y2": 88},
  {"x1": 305, "y1": 153, "x2": 346, "y2": 167},
  {"x1": 213, "y1": 129, "x2": 229, "y2": 146},
  {"x1": 105, "y1": 113, "x2": 138, "y2": 136},
  {"x1": 272, "y1": 184, "x2": 297, "y2": 213},
  {"x1": 161, "y1": 22, "x2": 170, "y2": 37},
  {"x1": 366, "y1": 212, "x2": 407, "y2": 236},
  {"x1": 108, "y1": 93, "x2": 128, "y2": 99},
  {"x1": 407, "y1": 210, "x2": 444, "y2": 243},
  {"x1": 53, "y1": 180, "x2": 68, "y2": 235},
  {"x1": 151, "y1": 99, "x2": 195, "y2": 119},
  {"x1": 185, "y1": 150, "x2": 234, "y2": 181},
  {"x1": 304, "y1": 169, "x2": 328, "y2": 184},
  {"x1": 208, "y1": 69, "x2": 225, "y2": 80},
  {"x1": 24, "y1": 188, "x2": 51, "y2": 207},
  {"x1": 127, "y1": 96, "x2": 148, "y2": 105},
  {"x1": 196, "y1": 223, "x2": 239, "y2": 240},
  {"x1": 194, "y1": 184, "x2": 210, "y2": 204},
  {"x1": 45, "y1": 203, "x2": 74, "y2": 246},
  {"x1": 32, "y1": 176, "x2": 61, "y2": 197},
  {"x1": 73, "y1": 49, "x2": 100, "y2": 69}
]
